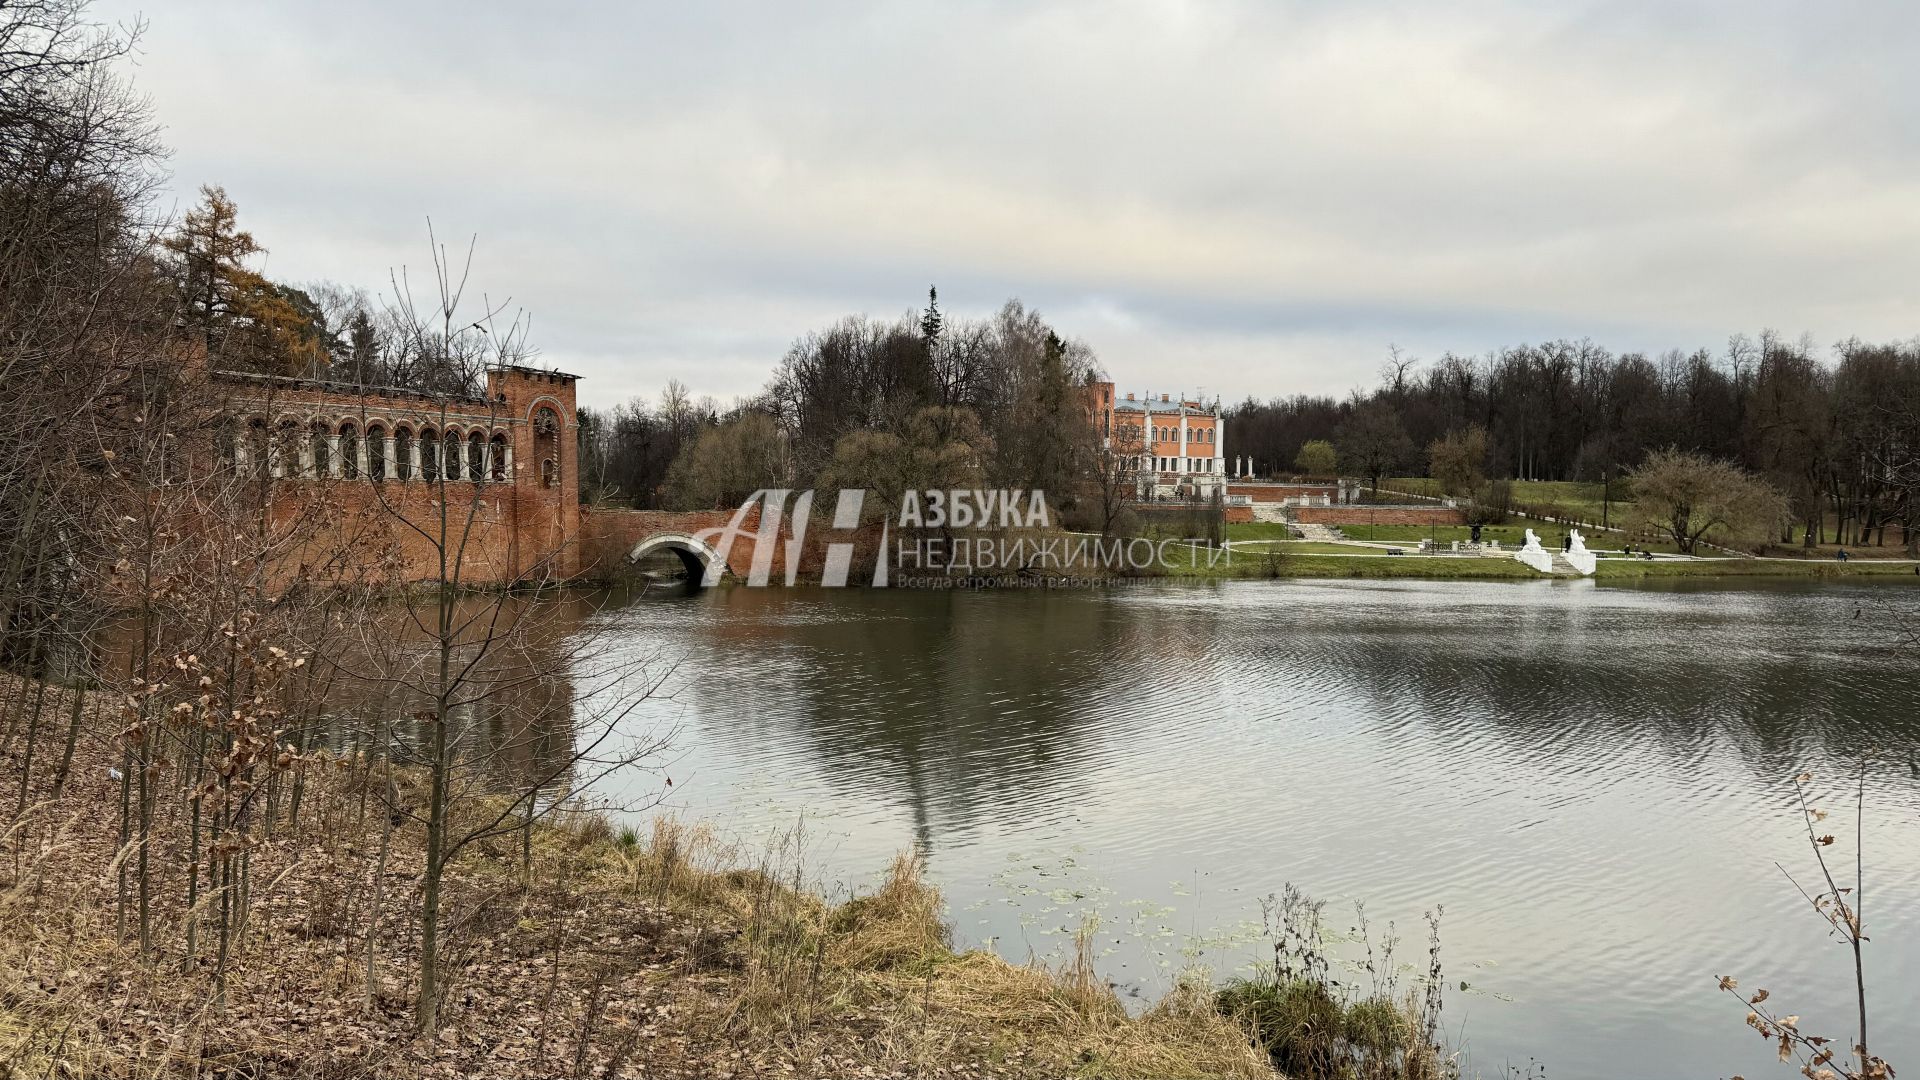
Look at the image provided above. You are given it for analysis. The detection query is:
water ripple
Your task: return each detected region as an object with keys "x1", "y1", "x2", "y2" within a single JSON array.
[{"x1": 587, "y1": 577, "x2": 1920, "y2": 1080}]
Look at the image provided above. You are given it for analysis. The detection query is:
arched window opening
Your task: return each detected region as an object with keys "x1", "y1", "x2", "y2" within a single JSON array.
[
  {"x1": 366, "y1": 423, "x2": 388, "y2": 481},
  {"x1": 394, "y1": 427, "x2": 414, "y2": 481},
  {"x1": 311, "y1": 422, "x2": 332, "y2": 478},
  {"x1": 246, "y1": 419, "x2": 270, "y2": 477},
  {"x1": 443, "y1": 430, "x2": 463, "y2": 481},
  {"x1": 216, "y1": 418, "x2": 237, "y2": 470},
  {"x1": 340, "y1": 422, "x2": 361, "y2": 480},
  {"x1": 273, "y1": 419, "x2": 300, "y2": 478},
  {"x1": 489, "y1": 433, "x2": 508, "y2": 481},
  {"x1": 532, "y1": 406, "x2": 561, "y2": 489},
  {"x1": 466, "y1": 431, "x2": 484, "y2": 481},
  {"x1": 420, "y1": 426, "x2": 439, "y2": 481}
]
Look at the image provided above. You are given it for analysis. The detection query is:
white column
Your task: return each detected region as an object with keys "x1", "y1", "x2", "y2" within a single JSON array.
[
  {"x1": 299, "y1": 435, "x2": 315, "y2": 478},
  {"x1": 409, "y1": 438, "x2": 422, "y2": 480},
  {"x1": 501, "y1": 443, "x2": 513, "y2": 480},
  {"x1": 327, "y1": 435, "x2": 342, "y2": 479},
  {"x1": 354, "y1": 436, "x2": 369, "y2": 480},
  {"x1": 481, "y1": 439, "x2": 494, "y2": 482},
  {"x1": 383, "y1": 435, "x2": 397, "y2": 480},
  {"x1": 1178, "y1": 414, "x2": 1188, "y2": 473}
]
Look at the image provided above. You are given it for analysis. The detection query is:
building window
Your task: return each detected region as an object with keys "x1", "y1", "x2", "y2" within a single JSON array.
[
  {"x1": 245, "y1": 419, "x2": 269, "y2": 477},
  {"x1": 490, "y1": 433, "x2": 508, "y2": 481},
  {"x1": 310, "y1": 422, "x2": 331, "y2": 477},
  {"x1": 466, "y1": 431, "x2": 485, "y2": 481},
  {"x1": 533, "y1": 406, "x2": 561, "y2": 489},
  {"x1": 420, "y1": 426, "x2": 438, "y2": 481},
  {"x1": 366, "y1": 423, "x2": 387, "y2": 481},
  {"x1": 394, "y1": 428, "x2": 414, "y2": 481},
  {"x1": 273, "y1": 419, "x2": 299, "y2": 478},
  {"x1": 443, "y1": 430, "x2": 463, "y2": 481},
  {"x1": 339, "y1": 422, "x2": 360, "y2": 480}
]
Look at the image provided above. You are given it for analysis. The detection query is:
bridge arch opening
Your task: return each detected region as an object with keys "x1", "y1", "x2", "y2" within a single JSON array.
[{"x1": 626, "y1": 532, "x2": 726, "y2": 590}]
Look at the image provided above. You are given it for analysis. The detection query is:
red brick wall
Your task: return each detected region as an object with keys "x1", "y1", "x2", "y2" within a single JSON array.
[
  {"x1": 578, "y1": 507, "x2": 775, "y2": 581},
  {"x1": 1224, "y1": 505, "x2": 1254, "y2": 524},
  {"x1": 578, "y1": 503, "x2": 900, "y2": 583},
  {"x1": 1228, "y1": 483, "x2": 1338, "y2": 503},
  {"x1": 218, "y1": 366, "x2": 583, "y2": 588},
  {"x1": 1293, "y1": 506, "x2": 1464, "y2": 526}
]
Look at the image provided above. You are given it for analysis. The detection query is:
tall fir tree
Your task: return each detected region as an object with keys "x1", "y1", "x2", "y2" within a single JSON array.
[{"x1": 920, "y1": 285, "x2": 942, "y2": 344}]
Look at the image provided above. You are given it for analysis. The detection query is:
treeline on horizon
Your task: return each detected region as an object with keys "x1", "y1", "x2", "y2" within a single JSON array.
[{"x1": 1228, "y1": 336, "x2": 1920, "y2": 546}]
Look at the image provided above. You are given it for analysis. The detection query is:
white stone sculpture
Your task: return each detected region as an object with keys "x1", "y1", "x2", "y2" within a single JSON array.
[
  {"x1": 1514, "y1": 527, "x2": 1554, "y2": 573},
  {"x1": 1564, "y1": 528, "x2": 1597, "y2": 576}
]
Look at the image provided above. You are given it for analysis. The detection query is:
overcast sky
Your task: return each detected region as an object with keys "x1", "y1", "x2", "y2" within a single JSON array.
[{"x1": 99, "y1": 0, "x2": 1919, "y2": 410}]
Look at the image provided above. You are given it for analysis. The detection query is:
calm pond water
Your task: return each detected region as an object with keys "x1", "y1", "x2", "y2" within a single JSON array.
[{"x1": 575, "y1": 577, "x2": 1920, "y2": 1080}]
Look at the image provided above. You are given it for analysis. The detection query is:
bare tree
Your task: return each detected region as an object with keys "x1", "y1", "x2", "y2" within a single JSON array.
[
  {"x1": 1627, "y1": 448, "x2": 1789, "y2": 554},
  {"x1": 330, "y1": 230, "x2": 674, "y2": 1033},
  {"x1": 1337, "y1": 400, "x2": 1413, "y2": 493},
  {"x1": 1082, "y1": 410, "x2": 1145, "y2": 537}
]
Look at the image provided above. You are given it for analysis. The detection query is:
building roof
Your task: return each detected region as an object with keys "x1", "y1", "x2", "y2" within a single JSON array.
[
  {"x1": 1113, "y1": 398, "x2": 1217, "y2": 417},
  {"x1": 212, "y1": 369, "x2": 488, "y2": 404}
]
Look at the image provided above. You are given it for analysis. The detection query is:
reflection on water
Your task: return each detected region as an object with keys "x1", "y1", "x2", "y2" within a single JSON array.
[
  {"x1": 101, "y1": 592, "x2": 622, "y2": 797},
  {"x1": 572, "y1": 577, "x2": 1920, "y2": 1080}
]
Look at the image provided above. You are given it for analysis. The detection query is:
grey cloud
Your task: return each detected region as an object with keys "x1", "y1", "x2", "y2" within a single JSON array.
[{"x1": 102, "y1": 0, "x2": 1920, "y2": 406}]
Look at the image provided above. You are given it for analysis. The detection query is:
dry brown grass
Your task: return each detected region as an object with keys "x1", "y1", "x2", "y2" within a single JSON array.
[
  {"x1": 585, "y1": 815, "x2": 1272, "y2": 1080},
  {"x1": 1, "y1": 713, "x2": 1271, "y2": 1079}
]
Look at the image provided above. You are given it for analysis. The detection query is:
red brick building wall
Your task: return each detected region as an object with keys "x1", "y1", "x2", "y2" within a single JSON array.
[{"x1": 216, "y1": 365, "x2": 583, "y2": 588}]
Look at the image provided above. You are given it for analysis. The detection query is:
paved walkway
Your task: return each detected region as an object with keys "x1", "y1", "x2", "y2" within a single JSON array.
[{"x1": 1295, "y1": 523, "x2": 1341, "y2": 542}]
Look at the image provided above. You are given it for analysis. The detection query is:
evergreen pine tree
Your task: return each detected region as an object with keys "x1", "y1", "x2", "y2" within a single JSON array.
[{"x1": 920, "y1": 285, "x2": 942, "y2": 344}]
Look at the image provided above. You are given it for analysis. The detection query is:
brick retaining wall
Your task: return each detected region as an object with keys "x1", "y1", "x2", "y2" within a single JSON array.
[
  {"x1": 1227, "y1": 483, "x2": 1338, "y2": 503},
  {"x1": 1293, "y1": 505, "x2": 1465, "y2": 526}
]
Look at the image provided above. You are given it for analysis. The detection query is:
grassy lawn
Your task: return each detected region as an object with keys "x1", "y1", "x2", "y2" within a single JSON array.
[
  {"x1": 1160, "y1": 545, "x2": 1919, "y2": 582},
  {"x1": 1382, "y1": 476, "x2": 1444, "y2": 499},
  {"x1": 1255, "y1": 540, "x2": 1381, "y2": 555},
  {"x1": 1338, "y1": 518, "x2": 1691, "y2": 554},
  {"x1": 1161, "y1": 546, "x2": 1542, "y2": 580},
  {"x1": 1338, "y1": 520, "x2": 1555, "y2": 545},
  {"x1": 1384, "y1": 477, "x2": 1628, "y2": 527},
  {"x1": 1223, "y1": 521, "x2": 1293, "y2": 541},
  {"x1": 1171, "y1": 551, "x2": 1920, "y2": 582},
  {"x1": 1757, "y1": 540, "x2": 1919, "y2": 561},
  {"x1": 1509, "y1": 479, "x2": 1622, "y2": 524},
  {"x1": 1596, "y1": 557, "x2": 1920, "y2": 579},
  {"x1": 1270, "y1": 554, "x2": 1544, "y2": 580}
]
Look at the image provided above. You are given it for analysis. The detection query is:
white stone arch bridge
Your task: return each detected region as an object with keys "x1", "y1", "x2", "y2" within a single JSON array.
[{"x1": 626, "y1": 531, "x2": 727, "y2": 586}]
